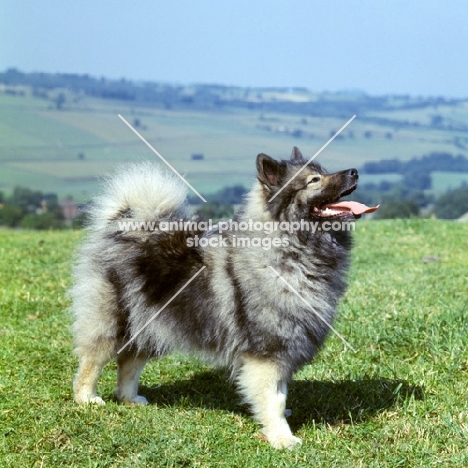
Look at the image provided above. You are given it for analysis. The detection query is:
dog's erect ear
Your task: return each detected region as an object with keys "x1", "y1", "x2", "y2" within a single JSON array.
[
  {"x1": 290, "y1": 146, "x2": 303, "y2": 161},
  {"x1": 256, "y1": 153, "x2": 283, "y2": 187}
]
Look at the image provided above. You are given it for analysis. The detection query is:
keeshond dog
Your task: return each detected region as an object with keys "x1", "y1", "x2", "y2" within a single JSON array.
[{"x1": 71, "y1": 147, "x2": 373, "y2": 449}]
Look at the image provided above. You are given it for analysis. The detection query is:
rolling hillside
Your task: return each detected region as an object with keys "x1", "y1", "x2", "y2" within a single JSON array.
[{"x1": 1, "y1": 77, "x2": 468, "y2": 201}]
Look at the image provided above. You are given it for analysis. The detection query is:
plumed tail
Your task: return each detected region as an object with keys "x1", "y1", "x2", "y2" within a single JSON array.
[{"x1": 87, "y1": 162, "x2": 189, "y2": 231}]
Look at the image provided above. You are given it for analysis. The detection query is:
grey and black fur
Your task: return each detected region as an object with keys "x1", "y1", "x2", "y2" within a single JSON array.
[{"x1": 71, "y1": 147, "x2": 359, "y2": 449}]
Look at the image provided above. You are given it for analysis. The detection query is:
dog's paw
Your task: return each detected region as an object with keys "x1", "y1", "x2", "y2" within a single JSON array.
[
  {"x1": 127, "y1": 395, "x2": 148, "y2": 405},
  {"x1": 75, "y1": 395, "x2": 106, "y2": 406},
  {"x1": 115, "y1": 392, "x2": 149, "y2": 405},
  {"x1": 270, "y1": 435, "x2": 302, "y2": 450},
  {"x1": 88, "y1": 396, "x2": 106, "y2": 405},
  {"x1": 262, "y1": 428, "x2": 302, "y2": 450}
]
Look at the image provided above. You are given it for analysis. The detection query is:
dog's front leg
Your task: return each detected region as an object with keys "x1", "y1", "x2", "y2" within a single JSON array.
[{"x1": 237, "y1": 356, "x2": 302, "y2": 449}]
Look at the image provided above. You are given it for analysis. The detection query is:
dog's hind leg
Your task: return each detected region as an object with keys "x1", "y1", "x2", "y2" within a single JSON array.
[
  {"x1": 115, "y1": 354, "x2": 149, "y2": 405},
  {"x1": 236, "y1": 355, "x2": 302, "y2": 450},
  {"x1": 73, "y1": 341, "x2": 114, "y2": 405}
]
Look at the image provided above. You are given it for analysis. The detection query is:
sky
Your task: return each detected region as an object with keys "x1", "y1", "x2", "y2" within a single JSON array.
[{"x1": 1, "y1": 0, "x2": 468, "y2": 98}]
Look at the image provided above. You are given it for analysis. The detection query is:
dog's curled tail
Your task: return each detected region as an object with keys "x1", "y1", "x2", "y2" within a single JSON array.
[{"x1": 87, "y1": 161, "x2": 189, "y2": 231}]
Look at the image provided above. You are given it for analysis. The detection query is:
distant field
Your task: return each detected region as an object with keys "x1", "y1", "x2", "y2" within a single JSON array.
[
  {"x1": 367, "y1": 103, "x2": 468, "y2": 130},
  {"x1": 1, "y1": 90, "x2": 468, "y2": 199},
  {"x1": 358, "y1": 172, "x2": 468, "y2": 193},
  {"x1": 431, "y1": 171, "x2": 468, "y2": 192},
  {"x1": 359, "y1": 173, "x2": 403, "y2": 186}
]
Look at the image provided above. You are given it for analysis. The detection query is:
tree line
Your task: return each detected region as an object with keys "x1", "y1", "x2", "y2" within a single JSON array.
[
  {"x1": 363, "y1": 152, "x2": 468, "y2": 176},
  {"x1": 0, "y1": 187, "x2": 85, "y2": 229},
  {"x1": 1, "y1": 182, "x2": 467, "y2": 229},
  {"x1": 1, "y1": 68, "x2": 458, "y2": 117}
]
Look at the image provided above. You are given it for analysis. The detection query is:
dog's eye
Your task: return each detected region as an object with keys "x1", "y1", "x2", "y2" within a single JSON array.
[{"x1": 308, "y1": 176, "x2": 321, "y2": 184}]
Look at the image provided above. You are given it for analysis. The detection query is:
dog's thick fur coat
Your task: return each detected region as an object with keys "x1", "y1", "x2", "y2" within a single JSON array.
[{"x1": 71, "y1": 148, "x2": 358, "y2": 449}]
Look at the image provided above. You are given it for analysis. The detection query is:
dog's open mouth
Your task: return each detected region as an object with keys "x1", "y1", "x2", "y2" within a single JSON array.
[{"x1": 313, "y1": 185, "x2": 380, "y2": 219}]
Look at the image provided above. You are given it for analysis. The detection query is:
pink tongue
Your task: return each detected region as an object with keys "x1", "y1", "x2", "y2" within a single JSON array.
[{"x1": 324, "y1": 201, "x2": 380, "y2": 215}]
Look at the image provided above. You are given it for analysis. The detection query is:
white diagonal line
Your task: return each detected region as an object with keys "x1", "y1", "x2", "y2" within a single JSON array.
[
  {"x1": 268, "y1": 114, "x2": 356, "y2": 203},
  {"x1": 268, "y1": 266, "x2": 357, "y2": 353},
  {"x1": 117, "y1": 266, "x2": 206, "y2": 354},
  {"x1": 118, "y1": 114, "x2": 207, "y2": 203}
]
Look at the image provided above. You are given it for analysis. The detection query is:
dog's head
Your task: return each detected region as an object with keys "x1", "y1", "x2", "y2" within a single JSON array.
[{"x1": 257, "y1": 147, "x2": 375, "y2": 221}]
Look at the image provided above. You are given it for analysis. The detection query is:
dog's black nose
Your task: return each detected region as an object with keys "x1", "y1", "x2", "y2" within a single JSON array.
[{"x1": 347, "y1": 168, "x2": 358, "y2": 179}]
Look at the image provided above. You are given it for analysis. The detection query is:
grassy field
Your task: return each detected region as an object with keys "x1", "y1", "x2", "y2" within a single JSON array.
[
  {"x1": 1, "y1": 220, "x2": 467, "y2": 466},
  {"x1": 1, "y1": 89, "x2": 468, "y2": 199}
]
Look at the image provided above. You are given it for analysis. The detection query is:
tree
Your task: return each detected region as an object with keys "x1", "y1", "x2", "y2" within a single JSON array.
[
  {"x1": 55, "y1": 92, "x2": 66, "y2": 110},
  {"x1": 402, "y1": 171, "x2": 431, "y2": 190},
  {"x1": 374, "y1": 200, "x2": 419, "y2": 219},
  {"x1": 211, "y1": 185, "x2": 247, "y2": 205},
  {"x1": 10, "y1": 186, "x2": 42, "y2": 211},
  {"x1": 45, "y1": 198, "x2": 64, "y2": 219},
  {"x1": 434, "y1": 187, "x2": 468, "y2": 219},
  {"x1": 430, "y1": 115, "x2": 443, "y2": 127},
  {"x1": 72, "y1": 212, "x2": 89, "y2": 229},
  {"x1": 0, "y1": 186, "x2": 67, "y2": 229},
  {"x1": 0, "y1": 204, "x2": 23, "y2": 227},
  {"x1": 20, "y1": 213, "x2": 66, "y2": 230},
  {"x1": 197, "y1": 202, "x2": 234, "y2": 221}
]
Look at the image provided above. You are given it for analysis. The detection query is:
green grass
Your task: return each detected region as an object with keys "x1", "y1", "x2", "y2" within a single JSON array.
[{"x1": 1, "y1": 220, "x2": 468, "y2": 466}]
